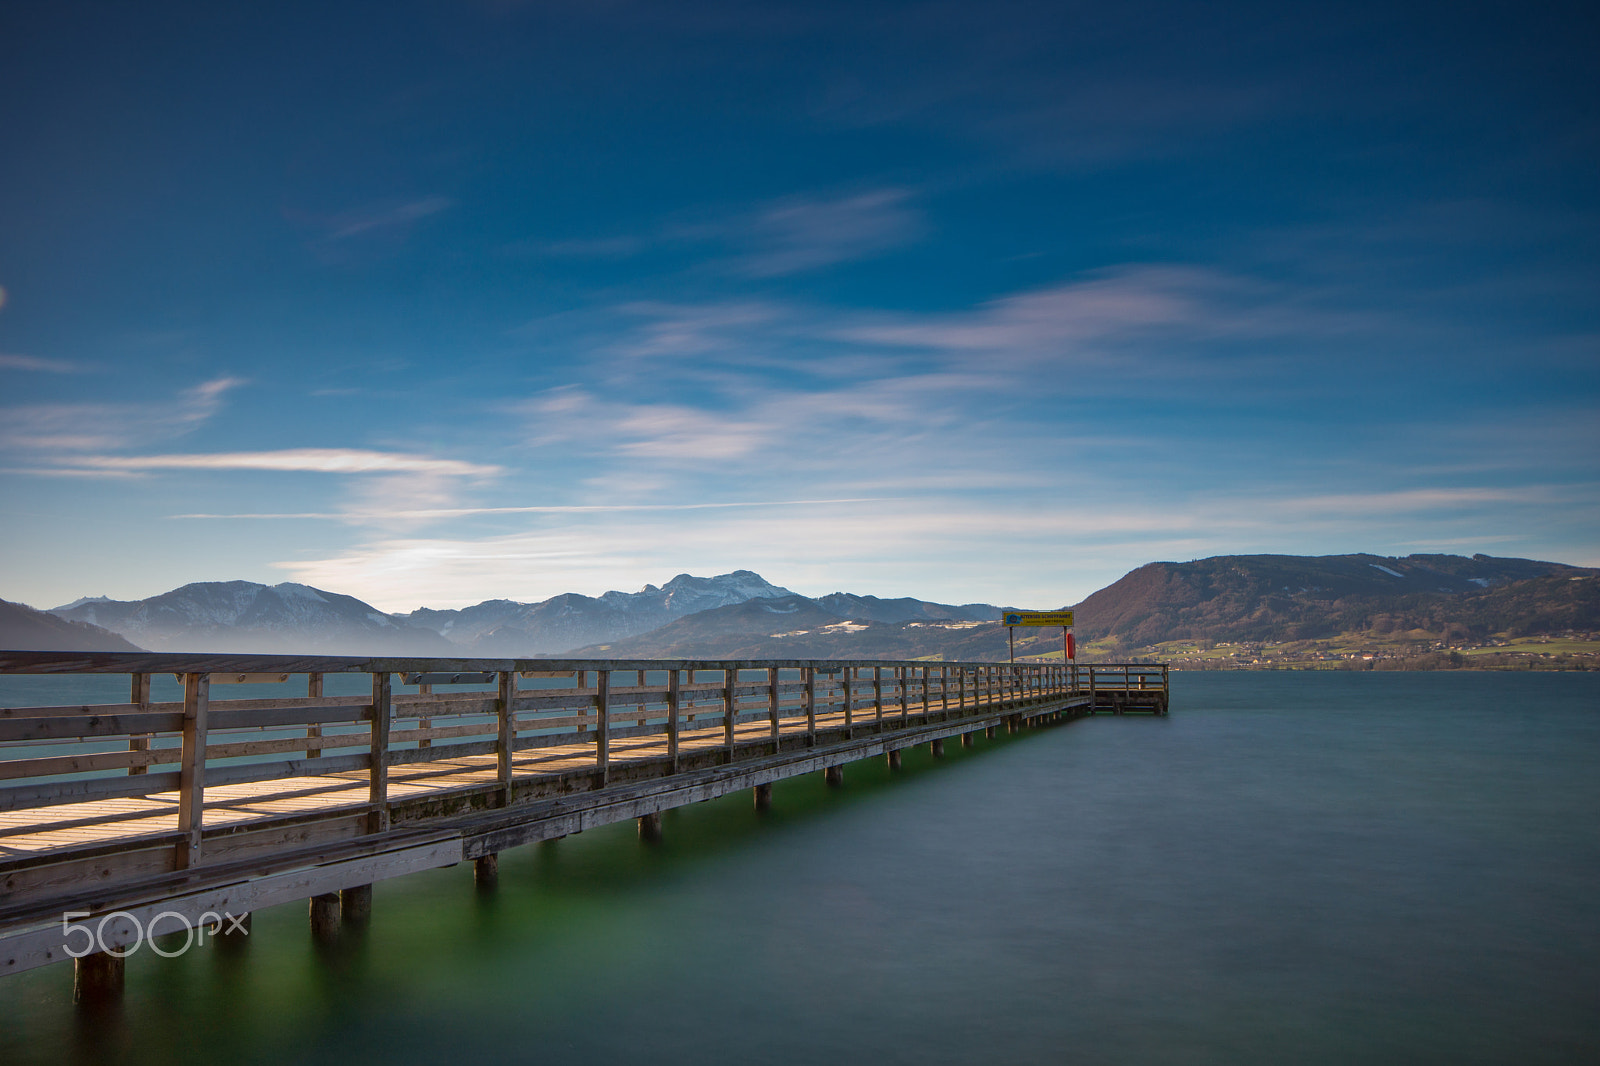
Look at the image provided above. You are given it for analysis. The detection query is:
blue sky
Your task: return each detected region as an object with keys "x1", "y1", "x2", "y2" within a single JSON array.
[{"x1": 2, "y1": 0, "x2": 1596, "y2": 612}]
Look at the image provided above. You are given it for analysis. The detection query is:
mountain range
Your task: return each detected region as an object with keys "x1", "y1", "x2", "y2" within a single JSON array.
[{"x1": 5, "y1": 553, "x2": 1594, "y2": 660}]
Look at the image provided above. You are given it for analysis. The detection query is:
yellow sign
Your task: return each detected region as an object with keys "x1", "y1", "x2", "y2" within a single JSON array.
[{"x1": 1001, "y1": 611, "x2": 1074, "y2": 627}]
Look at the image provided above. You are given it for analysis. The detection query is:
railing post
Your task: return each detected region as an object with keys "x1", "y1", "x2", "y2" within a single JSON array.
[
  {"x1": 596, "y1": 669, "x2": 611, "y2": 784},
  {"x1": 899, "y1": 666, "x2": 908, "y2": 723},
  {"x1": 496, "y1": 670, "x2": 515, "y2": 807},
  {"x1": 175, "y1": 672, "x2": 209, "y2": 869},
  {"x1": 668, "y1": 667, "x2": 681, "y2": 771},
  {"x1": 369, "y1": 671, "x2": 391, "y2": 832},
  {"x1": 941, "y1": 665, "x2": 949, "y2": 718},
  {"x1": 767, "y1": 666, "x2": 780, "y2": 749},
  {"x1": 417, "y1": 678, "x2": 432, "y2": 749},
  {"x1": 873, "y1": 666, "x2": 884, "y2": 729},
  {"x1": 842, "y1": 667, "x2": 854, "y2": 734},
  {"x1": 306, "y1": 672, "x2": 324, "y2": 757},
  {"x1": 805, "y1": 666, "x2": 817, "y2": 745},
  {"x1": 723, "y1": 667, "x2": 736, "y2": 759},
  {"x1": 128, "y1": 672, "x2": 150, "y2": 775}
]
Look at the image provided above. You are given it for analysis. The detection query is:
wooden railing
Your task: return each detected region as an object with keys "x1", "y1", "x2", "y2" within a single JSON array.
[{"x1": 0, "y1": 652, "x2": 1166, "y2": 979}]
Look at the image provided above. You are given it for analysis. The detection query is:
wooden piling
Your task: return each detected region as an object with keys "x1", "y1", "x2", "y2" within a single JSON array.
[
  {"x1": 824, "y1": 764, "x2": 844, "y2": 788},
  {"x1": 73, "y1": 950, "x2": 123, "y2": 1007},
  {"x1": 175, "y1": 672, "x2": 209, "y2": 869},
  {"x1": 309, "y1": 893, "x2": 340, "y2": 943},
  {"x1": 961, "y1": 732, "x2": 974, "y2": 748},
  {"x1": 887, "y1": 749, "x2": 902, "y2": 771},
  {"x1": 340, "y1": 884, "x2": 372, "y2": 926},
  {"x1": 474, "y1": 853, "x2": 499, "y2": 889},
  {"x1": 754, "y1": 782, "x2": 773, "y2": 811},
  {"x1": 931, "y1": 738, "x2": 945, "y2": 758},
  {"x1": 638, "y1": 810, "x2": 663, "y2": 843}
]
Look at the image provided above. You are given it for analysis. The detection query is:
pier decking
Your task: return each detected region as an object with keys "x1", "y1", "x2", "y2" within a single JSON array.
[{"x1": 0, "y1": 652, "x2": 1167, "y2": 987}]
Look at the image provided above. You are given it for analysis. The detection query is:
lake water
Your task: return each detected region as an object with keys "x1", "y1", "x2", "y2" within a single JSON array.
[{"x1": 1, "y1": 671, "x2": 1595, "y2": 1064}]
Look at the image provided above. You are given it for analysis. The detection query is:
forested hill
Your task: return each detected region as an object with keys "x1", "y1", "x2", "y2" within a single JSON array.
[{"x1": 1073, "y1": 553, "x2": 1598, "y2": 647}]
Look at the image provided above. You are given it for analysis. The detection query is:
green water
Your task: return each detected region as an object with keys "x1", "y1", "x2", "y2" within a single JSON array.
[{"x1": 1, "y1": 672, "x2": 1596, "y2": 1064}]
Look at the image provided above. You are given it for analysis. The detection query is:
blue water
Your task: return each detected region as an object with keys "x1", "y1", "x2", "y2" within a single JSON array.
[{"x1": 1, "y1": 672, "x2": 1595, "y2": 1064}]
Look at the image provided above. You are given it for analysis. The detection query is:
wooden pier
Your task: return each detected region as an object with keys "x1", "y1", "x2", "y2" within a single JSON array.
[{"x1": 0, "y1": 652, "x2": 1167, "y2": 993}]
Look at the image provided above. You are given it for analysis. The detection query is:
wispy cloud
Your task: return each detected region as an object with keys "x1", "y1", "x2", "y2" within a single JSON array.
[
  {"x1": 174, "y1": 497, "x2": 894, "y2": 520},
  {"x1": 267, "y1": 473, "x2": 1591, "y2": 612},
  {"x1": 292, "y1": 197, "x2": 454, "y2": 242},
  {"x1": 833, "y1": 265, "x2": 1375, "y2": 364},
  {"x1": 283, "y1": 197, "x2": 454, "y2": 263},
  {"x1": 324, "y1": 197, "x2": 453, "y2": 240},
  {"x1": 731, "y1": 188, "x2": 923, "y2": 276},
  {"x1": 513, "y1": 187, "x2": 924, "y2": 277},
  {"x1": 0, "y1": 376, "x2": 246, "y2": 452},
  {"x1": 0, "y1": 354, "x2": 81, "y2": 373},
  {"x1": 50, "y1": 448, "x2": 500, "y2": 477}
]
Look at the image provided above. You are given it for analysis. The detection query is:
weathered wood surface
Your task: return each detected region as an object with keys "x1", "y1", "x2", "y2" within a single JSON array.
[{"x1": 0, "y1": 653, "x2": 1167, "y2": 977}]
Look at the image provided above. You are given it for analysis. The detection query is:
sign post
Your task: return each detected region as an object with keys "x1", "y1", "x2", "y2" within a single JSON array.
[{"x1": 1000, "y1": 611, "x2": 1075, "y2": 664}]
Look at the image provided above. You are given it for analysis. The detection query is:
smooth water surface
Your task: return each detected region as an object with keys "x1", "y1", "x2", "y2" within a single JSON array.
[{"x1": 1, "y1": 672, "x2": 1595, "y2": 1064}]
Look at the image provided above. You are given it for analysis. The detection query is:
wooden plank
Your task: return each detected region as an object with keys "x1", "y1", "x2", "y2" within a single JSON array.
[
  {"x1": 496, "y1": 671, "x2": 514, "y2": 803},
  {"x1": 369, "y1": 672, "x2": 391, "y2": 832},
  {"x1": 595, "y1": 670, "x2": 610, "y2": 785},
  {"x1": 0, "y1": 714, "x2": 185, "y2": 742},
  {"x1": 0, "y1": 771, "x2": 184, "y2": 812},
  {"x1": 176, "y1": 673, "x2": 209, "y2": 870},
  {"x1": 387, "y1": 740, "x2": 498, "y2": 766},
  {"x1": 204, "y1": 732, "x2": 371, "y2": 760},
  {"x1": 202, "y1": 754, "x2": 372, "y2": 790},
  {"x1": 805, "y1": 667, "x2": 816, "y2": 744},
  {"x1": 767, "y1": 667, "x2": 779, "y2": 746},
  {"x1": 209, "y1": 704, "x2": 372, "y2": 730},
  {"x1": 128, "y1": 673, "x2": 151, "y2": 777},
  {"x1": 0, "y1": 694, "x2": 372, "y2": 721},
  {"x1": 388, "y1": 722, "x2": 496, "y2": 745},
  {"x1": 0, "y1": 746, "x2": 176, "y2": 781},
  {"x1": 667, "y1": 668, "x2": 680, "y2": 771},
  {"x1": 305, "y1": 673, "x2": 326, "y2": 758}
]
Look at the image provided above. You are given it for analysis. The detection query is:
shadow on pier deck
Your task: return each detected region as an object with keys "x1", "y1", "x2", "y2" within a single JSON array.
[{"x1": 0, "y1": 653, "x2": 1167, "y2": 998}]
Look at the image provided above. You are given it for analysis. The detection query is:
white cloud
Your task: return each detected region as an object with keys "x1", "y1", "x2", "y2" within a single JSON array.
[
  {"x1": 318, "y1": 197, "x2": 453, "y2": 241},
  {"x1": 55, "y1": 448, "x2": 500, "y2": 476},
  {"x1": 0, "y1": 375, "x2": 246, "y2": 452},
  {"x1": 0, "y1": 354, "x2": 80, "y2": 373},
  {"x1": 732, "y1": 188, "x2": 924, "y2": 276}
]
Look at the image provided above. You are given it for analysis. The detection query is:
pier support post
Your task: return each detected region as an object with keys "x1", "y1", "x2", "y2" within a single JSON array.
[
  {"x1": 340, "y1": 884, "x2": 372, "y2": 926},
  {"x1": 930, "y1": 738, "x2": 945, "y2": 758},
  {"x1": 475, "y1": 853, "x2": 499, "y2": 890},
  {"x1": 886, "y1": 749, "x2": 902, "y2": 771},
  {"x1": 824, "y1": 764, "x2": 844, "y2": 788},
  {"x1": 638, "y1": 811, "x2": 663, "y2": 843},
  {"x1": 310, "y1": 893, "x2": 341, "y2": 944},
  {"x1": 961, "y1": 732, "x2": 974, "y2": 749},
  {"x1": 73, "y1": 950, "x2": 124, "y2": 1007},
  {"x1": 985, "y1": 725, "x2": 996, "y2": 739},
  {"x1": 754, "y1": 783, "x2": 773, "y2": 811}
]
